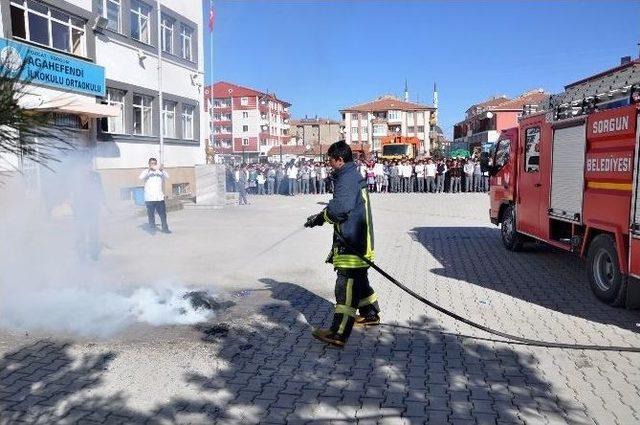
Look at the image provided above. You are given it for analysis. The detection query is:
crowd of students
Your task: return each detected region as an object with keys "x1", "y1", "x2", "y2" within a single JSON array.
[{"x1": 227, "y1": 156, "x2": 489, "y2": 201}]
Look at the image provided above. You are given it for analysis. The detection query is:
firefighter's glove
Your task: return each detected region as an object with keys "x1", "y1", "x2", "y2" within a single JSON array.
[{"x1": 305, "y1": 212, "x2": 325, "y2": 228}]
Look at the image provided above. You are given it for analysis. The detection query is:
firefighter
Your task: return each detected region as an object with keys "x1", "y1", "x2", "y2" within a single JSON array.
[{"x1": 304, "y1": 141, "x2": 380, "y2": 347}]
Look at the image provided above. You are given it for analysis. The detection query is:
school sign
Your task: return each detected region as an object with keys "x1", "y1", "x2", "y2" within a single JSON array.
[{"x1": 0, "y1": 37, "x2": 105, "y2": 97}]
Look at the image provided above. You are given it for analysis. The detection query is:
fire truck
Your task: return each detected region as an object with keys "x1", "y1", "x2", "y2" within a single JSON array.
[
  {"x1": 379, "y1": 136, "x2": 421, "y2": 160},
  {"x1": 489, "y1": 59, "x2": 640, "y2": 307}
]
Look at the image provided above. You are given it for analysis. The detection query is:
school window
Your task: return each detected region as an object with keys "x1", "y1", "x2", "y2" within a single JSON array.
[
  {"x1": 161, "y1": 100, "x2": 176, "y2": 138},
  {"x1": 242, "y1": 125, "x2": 249, "y2": 132},
  {"x1": 242, "y1": 138, "x2": 249, "y2": 146},
  {"x1": 132, "y1": 94, "x2": 153, "y2": 136},
  {"x1": 181, "y1": 105, "x2": 195, "y2": 140},
  {"x1": 101, "y1": 89, "x2": 125, "y2": 134},
  {"x1": 180, "y1": 24, "x2": 193, "y2": 61},
  {"x1": 96, "y1": 0, "x2": 121, "y2": 32},
  {"x1": 242, "y1": 111, "x2": 249, "y2": 118},
  {"x1": 240, "y1": 97, "x2": 249, "y2": 106},
  {"x1": 160, "y1": 14, "x2": 174, "y2": 54},
  {"x1": 130, "y1": 0, "x2": 151, "y2": 44},
  {"x1": 524, "y1": 127, "x2": 540, "y2": 172},
  {"x1": 10, "y1": 0, "x2": 86, "y2": 56}
]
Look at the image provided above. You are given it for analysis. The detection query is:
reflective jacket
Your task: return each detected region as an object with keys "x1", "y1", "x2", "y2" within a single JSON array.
[{"x1": 323, "y1": 162, "x2": 375, "y2": 269}]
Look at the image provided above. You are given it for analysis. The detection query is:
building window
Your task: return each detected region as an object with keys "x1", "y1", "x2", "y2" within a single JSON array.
[
  {"x1": 351, "y1": 127, "x2": 358, "y2": 135},
  {"x1": 260, "y1": 139, "x2": 267, "y2": 146},
  {"x1": 130, "y1": 0, "x2": 151, "y2": 44},
  {"x1": 172, "y1": 183, "x2": 189, "y2": 196},
  {"x1": 102, "y1": 88, "x2": 125, "y2": 134},
  {"x1": 160, "y1": 14, "x2": 173, "y2": 54},
  {"x1": 388, "y1": 110, "x2": 400, "y2": 120},
  {"x1": 417, "y1": 125, "x2": 425, "y2": 132},
  {"x1": 362, "y1": 126, "x2": 368, "y2": 134},
  {"x1": 407, "y1": 126, "x2": 415, "y2": 133},
  {"x1": 133, "y1": 94, "x2": 153, "y2": 135},
  {"x1": 180, "y1": 24, "x2": 193, "y2": 61},
  {"x1": 242, "y1": 125, "x2": 249, "y2": 132},
  {"x1": 10, "y1": 0, "x2": 86, "y2": 56},
  {"x1": 351, "y1": 113, "x2": 358, "y2": 120},
  {"x1": 373, "y1": 124, "x2": 386, "y2": 135},
  {"x1": 162, "y1": 100, "x2": 176, "y2": 138},
  {"x1": 96, "y1": 0, "x2": 121, "y2": 32},
  {"x1": 242, "y1": 112, "x2": 249, "y2": 118},
  {"x1": 242, "y1": 138, "x2": 249, "y2": 146},
  {"x1": 240, "y1": 97, "x2": 249, "y2": 106},
  {"x1": 182, "y1": 105, "x2": 195, "y2": 140}
]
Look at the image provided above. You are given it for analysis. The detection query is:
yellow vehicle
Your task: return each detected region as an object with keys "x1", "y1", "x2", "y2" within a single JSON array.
[{"x1": 379, "y1": 136, "x2": 421, "y2": 160}]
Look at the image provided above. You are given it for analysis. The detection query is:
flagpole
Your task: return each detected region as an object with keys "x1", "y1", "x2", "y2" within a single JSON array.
[
  {"x1": 156, "y1": 0, "x2": 164, "y2": 164},
  {"x1": 208, "y1": 0, "x2": 215, "y2": 164}
]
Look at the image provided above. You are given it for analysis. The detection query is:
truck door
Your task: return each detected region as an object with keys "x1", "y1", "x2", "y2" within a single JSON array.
[
  {"x1": 629, "y1": 112, "x2": 640, "y2": 278},
  {"x1": 517, "y1": 126, "x2": 543, "y2": 237}
]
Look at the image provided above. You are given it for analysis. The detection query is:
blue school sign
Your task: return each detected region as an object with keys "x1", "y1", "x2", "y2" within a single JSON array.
[{"x1": 0, "y1": 37, "x2": 105, "y2": 96}]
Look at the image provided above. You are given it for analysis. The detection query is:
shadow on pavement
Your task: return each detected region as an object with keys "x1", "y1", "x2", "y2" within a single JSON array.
[
  {"x1": 410, "y1": 226, "x2": 640, "y2": 332},
  {"x1": 0, "y1": 277, "x2": 596, "y2": 424},
  {"x1": 0, "y1": 340, "x2": 154, "y2": 424},
  {"x1": 174, "y1": 278, "x2": 591, "y2": 424}
]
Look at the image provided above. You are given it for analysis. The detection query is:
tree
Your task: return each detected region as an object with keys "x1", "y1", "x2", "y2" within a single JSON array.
[{"x1": 0, "y1": 53, "x2": 75, "y2": 173}]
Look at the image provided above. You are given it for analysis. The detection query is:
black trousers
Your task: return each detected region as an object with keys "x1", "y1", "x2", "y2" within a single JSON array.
[
  {"x1": 330, "y1": 268, "x2": 380, "y2": 340},
  {"x1": 145, "y1": 200, "x2": 168, "y2": 230}
]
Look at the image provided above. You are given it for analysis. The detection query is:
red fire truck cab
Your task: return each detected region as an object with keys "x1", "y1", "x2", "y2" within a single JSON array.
[{"x1": 489, "y1": 60, "x2": 640, "y2": 307}]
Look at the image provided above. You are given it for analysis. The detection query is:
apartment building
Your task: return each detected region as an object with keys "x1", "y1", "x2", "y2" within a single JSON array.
[
  {"x1": 340, "y1": 95, "x2": 436, "y2": 155},
  {"x1": 204, "y1": 81, "x2": 291, "y2": 162},
  {"x1": 0, "y1": 0, "x2": 206, "y2": 199},
  {"x1": 289, "y1": 117, "x2": 342, "y2": 147},
  {"x1": 452, "y1": 89, "x2": 549, "y2": 152}
]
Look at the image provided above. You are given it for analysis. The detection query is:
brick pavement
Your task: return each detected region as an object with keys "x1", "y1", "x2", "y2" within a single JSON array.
[{"x1": 1, "y1": 193, "x2": 640, "y2": 424}]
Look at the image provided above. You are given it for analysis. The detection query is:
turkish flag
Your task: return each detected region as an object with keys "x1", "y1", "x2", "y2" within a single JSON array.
[{"x1": 208, "y1": 1, "x2": 215, "y2": 32}]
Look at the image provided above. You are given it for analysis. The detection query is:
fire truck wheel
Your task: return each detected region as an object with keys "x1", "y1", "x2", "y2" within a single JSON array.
[
  {"x1": 587, "y1": 234, "x2": 627, "y2": 306},
  {"x1": 501, "y1": 205, "x2": 523, "y2": 251}
]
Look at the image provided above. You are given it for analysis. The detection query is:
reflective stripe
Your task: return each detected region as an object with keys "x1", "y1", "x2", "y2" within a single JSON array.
[
  {"x1": 335, "y1": 304, "x2": 356, "y2": 316},
  {"x1": 361, "y1": 188, "x2": 373, "y2": 257},
  {"x1": 358, "y1": 292, "x2": 378, "y2": 307},
  {"x1": 323, "y1": 209, "x2": 334, "y2": 224},
  {"x1": 333, "y1": 252, "x2": 375, "y2": 269},
  {"x1": 338, "y1": 279, "x2": 354, "y2": 334}
]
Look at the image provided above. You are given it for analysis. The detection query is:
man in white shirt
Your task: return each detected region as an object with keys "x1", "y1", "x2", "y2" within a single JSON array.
[
  {"x1": 139, "y1": 157, "x2": 170, "y2": 233},
  {"x1": 414, "y1": 161, "x2": 425, "y2": 193},
  {"x1": 287, "y1": 161, "x2": 298, "y2": 196},
  {"x1": 425, "y1": 158, "x2": 437, "y2": 193},
  {"x1": 401, "y1": 161, "x2": 412, "y2": 192},
  {"x1": 463, "y1": 159, "x2": 475, "y2": 192}
]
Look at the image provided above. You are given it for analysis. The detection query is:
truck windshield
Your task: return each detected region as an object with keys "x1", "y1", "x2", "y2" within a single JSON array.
[{"x1": 382, "y1": 145, "x2": 409, "y2": 156}]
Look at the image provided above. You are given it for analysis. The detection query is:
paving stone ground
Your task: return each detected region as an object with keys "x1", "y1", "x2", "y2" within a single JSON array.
[{"x1": 2, "y1": 193, "x2": 640, "y2": 424}]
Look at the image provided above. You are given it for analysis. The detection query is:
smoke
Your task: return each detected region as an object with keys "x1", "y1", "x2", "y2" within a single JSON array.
[{"x1": 0, "y1": 151, "x2": 213, "y2": 337}]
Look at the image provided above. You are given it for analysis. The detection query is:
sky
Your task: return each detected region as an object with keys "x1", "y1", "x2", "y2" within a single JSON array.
[{"x1": 202, "y1": 1, "x2": 640, "y2": 138}]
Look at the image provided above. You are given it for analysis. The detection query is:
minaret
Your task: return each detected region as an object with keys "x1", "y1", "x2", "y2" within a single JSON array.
[
  {"x1": 432, "y1": 82, "x2": 438, "y2": 124},
  {"x1": 404, "y1": 79, "x2": 409, "y2": 102}
]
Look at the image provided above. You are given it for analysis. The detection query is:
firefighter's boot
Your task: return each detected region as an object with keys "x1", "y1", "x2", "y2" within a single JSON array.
[
  {"x1": 312, "y1": 328, "x2": 346, "y2": 348},
  {"x1": 354, "y1": 313, "x2": 380, "y2": 327}
]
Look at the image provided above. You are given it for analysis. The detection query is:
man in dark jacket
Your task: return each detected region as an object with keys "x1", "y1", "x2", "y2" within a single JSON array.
[{"x1": 304, "y1": 141, "x2": 380, "y2": 347}]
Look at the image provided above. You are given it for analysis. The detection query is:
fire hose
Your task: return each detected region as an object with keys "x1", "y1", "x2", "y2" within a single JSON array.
[{"x1": 330, "y1": 230, "x2": 640, "y2": 353}]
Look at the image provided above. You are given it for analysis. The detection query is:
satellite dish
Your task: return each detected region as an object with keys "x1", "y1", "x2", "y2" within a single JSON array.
[{"x1": 486, "y1": 112, "x2": 494, "y2": 119}]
